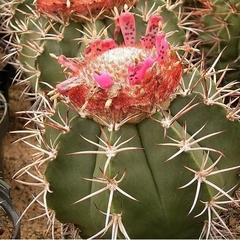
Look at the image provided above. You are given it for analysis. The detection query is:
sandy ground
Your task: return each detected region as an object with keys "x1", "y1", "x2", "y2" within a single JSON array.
[{"x1": 2, "y1": 84, "x2": 61, "y2": 239}]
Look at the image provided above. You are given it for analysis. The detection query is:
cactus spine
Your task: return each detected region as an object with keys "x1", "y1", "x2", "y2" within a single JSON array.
[{"x1": 181, "y1": 0, "x2": 240, "y2": 85}]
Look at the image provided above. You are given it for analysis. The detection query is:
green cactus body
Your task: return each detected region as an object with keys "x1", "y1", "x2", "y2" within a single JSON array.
[
  {"x1": 1, "y1": 0, "x2": 83, "y2": 91},
  {"x1": 183, "y1": 0, "x2": 240, "y2": 85},
  {"x1": 44, "y1": 90, "x2": 240, "y2": 238},
  {"x1": 42, "y1": 4, "x2": 240, "y2": 238}
]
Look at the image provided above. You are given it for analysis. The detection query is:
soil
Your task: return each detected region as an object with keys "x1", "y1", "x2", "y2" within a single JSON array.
[
  {"x1": 2, "y1": 84, "x2": 62, "y2": 239},
  {"x1": 0, "y1": 209, "x2": 14, "y2": 239}
]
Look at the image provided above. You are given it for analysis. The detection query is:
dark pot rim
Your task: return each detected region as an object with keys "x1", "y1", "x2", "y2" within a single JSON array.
[
  {"x1": 0, "y1": 179, "x2": 20, "y2": 239},
  {"x1": 0, "y1": 91, "x2": 8, "y2": 140},
  {"x1": 0, "y1": 92, "x2": 20, "y2": 238},
  {"x1": 0, "y1": 40, "x2": 9, "y2": 70}
]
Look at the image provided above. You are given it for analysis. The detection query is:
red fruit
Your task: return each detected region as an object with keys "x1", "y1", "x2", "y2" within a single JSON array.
[{"x1": 36, "y1": 0, "x2": 138, "y2": 20}]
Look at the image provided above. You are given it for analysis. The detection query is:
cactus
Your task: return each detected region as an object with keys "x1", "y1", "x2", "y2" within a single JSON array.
[
  {"x1": 0, "y1": 0, "x2": 184, "y2": 106},
  {"x1": 0, "y1": 0, "x2": 133, "y2": 98},
  {"x1": 0, "y1": 0, "x2": 91, "y2": 93},
  {"x1": 181, "y1": 0, "x2": 240, "y2": 86},
  {"x1": 2, "y1": 0, "x2": 240, "y2": 239},
  {"x1": 36, "y1": 0, "x2": 139, "y2": 19}
]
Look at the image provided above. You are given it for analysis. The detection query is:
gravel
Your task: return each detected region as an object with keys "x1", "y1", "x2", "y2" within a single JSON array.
[{"x1": 2, "y1": 84, "x2": 61, "y2": 239}]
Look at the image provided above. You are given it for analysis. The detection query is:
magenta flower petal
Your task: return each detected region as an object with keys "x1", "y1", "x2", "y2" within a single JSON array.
[{"x1": 94, "y1": 72, "x2": 113, "y2": 89}]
